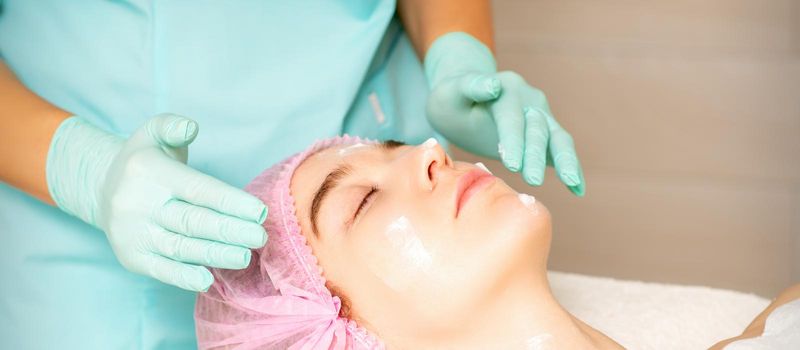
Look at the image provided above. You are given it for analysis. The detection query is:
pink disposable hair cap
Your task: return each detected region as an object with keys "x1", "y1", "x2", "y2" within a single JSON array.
[{"x1": 195, "y1": 134, "x2": 384, "y2": 350}]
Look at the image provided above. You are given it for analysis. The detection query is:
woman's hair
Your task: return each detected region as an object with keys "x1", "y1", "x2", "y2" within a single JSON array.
[
  {"x1": 328, "y1": 282, "x2": 353, "y2": 318},
  {"x1": 194, "y1": 135, "x2": 383, "y2": 350}
]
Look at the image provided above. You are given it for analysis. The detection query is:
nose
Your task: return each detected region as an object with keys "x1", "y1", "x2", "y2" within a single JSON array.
[{"x1": 414, "y1": 138, "x2": 450, "y2": 191}]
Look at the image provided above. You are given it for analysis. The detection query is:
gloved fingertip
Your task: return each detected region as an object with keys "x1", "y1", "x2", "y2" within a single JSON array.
[
  {"x1": 256, "y1": 204, "x2": 268, "y2": 224},
  {"x1": 570, "y1": 183, "x2": 586, "y2": 197},
  {"x1": 155, "y1": 115, "x2": 198, "y2": 147},
  {"x1": 506, "y1": 162, "x2": 521, "y2": 173},
  {"x1": 238, "y1": 223, "x2": 267, "y2": 248},
  {"x1": 498, "y1": 143, "x2": 520, "y2": 172},
  {"x1": 219, "y1": 246, "x2": 251, "y2": 269},
  {"x1": 235, "y1": 249, "x2": 252, "y2": 269},
  {"x1": 561, "y1": 172, "x2": 580, "y2": 187},
  {"x1": 504, "y1": 153, "x2": 522, "y2": 172},
  {"x1": 465, "y1": 75, "x2": 502, "y2": 102},
  {"x1": 168, "y1": 120, "x2": 195, "y2": 142},
  {"x1": 185, "y1": 120, "x2": 198, "y2": 140},
  {"x1": 525, "y1": 174, "x2": 543, "y2": 186},
  {"x1": 486, "y1": 77, "x2": 501, "y2": 99},
  {"x1": 202, "y1": 270, "x2": 215, "y2": 290},
  {"x1": 191, "y1": 268, "x2": 214, "y2": 292},
  {"x1": 523, "y1": 106, "x2": 545, "y2": 119}
]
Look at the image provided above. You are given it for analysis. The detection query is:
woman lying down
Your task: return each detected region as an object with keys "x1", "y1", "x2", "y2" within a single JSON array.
[{"x1": 195, "y1": 135, "x2": 800, "y2": 349}]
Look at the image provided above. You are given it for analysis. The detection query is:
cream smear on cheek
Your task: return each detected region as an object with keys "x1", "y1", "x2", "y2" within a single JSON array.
[
  {"x1": 370, "y1": 216, "x2": 434, "y2": 292},
  {"x1": 526, "y1": 334, "x2": 554, "y2": 349},
  {"x1": 496, "y1": 333, "x2": 555, "y2": 349}
]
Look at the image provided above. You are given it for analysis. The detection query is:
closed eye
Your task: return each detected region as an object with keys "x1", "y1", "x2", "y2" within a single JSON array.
[{"x1": 354, "y1": 186, "x2": 378, "y2": 220}]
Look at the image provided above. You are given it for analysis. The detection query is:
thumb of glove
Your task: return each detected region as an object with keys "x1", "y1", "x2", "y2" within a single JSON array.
[{"x1": 146, "y1": 113, "x2": 199, "y2": 148}]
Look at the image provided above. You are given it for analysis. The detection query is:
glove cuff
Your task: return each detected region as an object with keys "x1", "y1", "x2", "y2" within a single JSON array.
[
  {"x1": 423, "y1": 31, "x2": 497, "y2": 88},
  {"x1": 45, "y1": 116, "x2": 124, "y2": 226}
]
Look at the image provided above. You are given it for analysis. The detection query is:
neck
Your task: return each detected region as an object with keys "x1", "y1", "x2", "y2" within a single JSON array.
[{"x1": 387, "y1": 270, "x2": 621, "y2": 349}]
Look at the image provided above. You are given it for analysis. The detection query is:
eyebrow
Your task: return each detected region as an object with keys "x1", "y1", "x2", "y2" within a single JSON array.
[{"x1": 309, "y1": 140, "x2": 406, "y2": 237}]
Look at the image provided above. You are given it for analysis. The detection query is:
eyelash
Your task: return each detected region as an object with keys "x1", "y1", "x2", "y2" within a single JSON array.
[{"x1": 354, "y1": 186, "x2": 379, "y2": 219}]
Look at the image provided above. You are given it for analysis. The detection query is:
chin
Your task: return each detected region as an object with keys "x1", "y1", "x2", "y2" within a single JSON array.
[
  {"x1": 497, "y1": 191, "x2": 552, "y2": 259},
  {"x1": 479, "y1": 180, "x2": 552, "y2": 239},
  {"x1": 459, "y1": 185, "x2": 553, "y2": 278}
]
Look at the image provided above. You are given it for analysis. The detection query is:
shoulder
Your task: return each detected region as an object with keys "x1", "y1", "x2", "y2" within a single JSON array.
[{"x1": 710, "y1": 283, "x2": 800, "y2": 349}]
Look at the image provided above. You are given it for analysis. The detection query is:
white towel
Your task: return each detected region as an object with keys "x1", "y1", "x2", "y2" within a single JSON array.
[
  {"x1": 548, "y1": 271, "x2": 770, "y2": 349},
  {"x1": 724, "y1": 299, "x2": 800, "y2": 350}
]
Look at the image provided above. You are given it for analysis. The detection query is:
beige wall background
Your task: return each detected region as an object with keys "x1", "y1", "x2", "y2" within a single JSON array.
[{"x1": 452, "y1": 0, "x2": 800, "y2": 297}]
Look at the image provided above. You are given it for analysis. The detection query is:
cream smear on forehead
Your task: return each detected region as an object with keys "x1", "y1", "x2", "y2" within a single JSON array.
[{"x1": 337, "y1": 142, "x2": 368, "y2": 156}]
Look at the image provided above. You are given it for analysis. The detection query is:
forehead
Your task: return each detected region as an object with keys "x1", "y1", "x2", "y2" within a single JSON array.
[
  {"x1": 290, "y1": 143, "x2": 375, "y2": 225},
  {"x1": 292, "y1": 143, "x2": 370, "y2": 192}
]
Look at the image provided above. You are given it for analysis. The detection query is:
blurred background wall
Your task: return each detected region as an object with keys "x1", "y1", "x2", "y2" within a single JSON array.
[{"x1": 452, "y1": 0, "x2": 800, "y2": 297}]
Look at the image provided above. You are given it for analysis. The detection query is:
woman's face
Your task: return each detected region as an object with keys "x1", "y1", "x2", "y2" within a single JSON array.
[{"x1": 290, "y1": 139, "x2": 551, "y2": 337}]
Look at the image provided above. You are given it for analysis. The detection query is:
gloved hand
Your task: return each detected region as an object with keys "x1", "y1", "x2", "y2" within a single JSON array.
[
  {"x1": 46, "y1": 114, "x2": 267, "y2": 292},
  {"x1": 424, "y1": 32, "x2": 585, "y2": 196}
]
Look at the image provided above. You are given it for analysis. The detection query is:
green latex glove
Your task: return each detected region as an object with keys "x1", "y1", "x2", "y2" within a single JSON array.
[
  {"x1": 46, "y1": 114, "x2": 268, "y2": 291},
  {"x1": 424, "y1": 32, "x2": 585, "y2": 196}
]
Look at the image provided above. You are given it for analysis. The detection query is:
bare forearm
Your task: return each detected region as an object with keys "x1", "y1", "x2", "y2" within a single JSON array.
[
  {"x1": 397, "y1": 0, "x2": 494, "y2": 59},
  {"x1": 0, "y1": 61, "x2": 70, "y2": 204}
]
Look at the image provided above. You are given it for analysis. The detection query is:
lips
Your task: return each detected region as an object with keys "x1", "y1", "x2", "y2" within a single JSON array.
[{"x1": 454, "y1": 168, "x2": 495, "y2": 217}]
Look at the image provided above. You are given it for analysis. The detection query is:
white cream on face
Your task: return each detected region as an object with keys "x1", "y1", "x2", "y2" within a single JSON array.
[
  {"x1": 422, "y1": 137, "x2": 438, "y2": 148},
  {"x1": 373, "y1": 216, "x2": 433, "y2": 291},
  {"x1": 385, "y1": 216, "x2": 432, "y2": 269},
  {"x1": 421, "y1": 138, "x2": 440, "y2": 191},
  {"x1": 526, "y1": 334, "x2": 554, "y2": 350},
  {"x1": 518, "y1": 193, "x2": 538, "y2": 214},
  {"x1": 474, "y1": 162, "x2": 492, "y2": 174},
  {"x1": 337, "y1": 142, "x2": 368, "y2": 157}
]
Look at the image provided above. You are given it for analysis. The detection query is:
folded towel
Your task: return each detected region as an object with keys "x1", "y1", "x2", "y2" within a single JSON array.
[
  {"x1": 725, "y1": 299, "x2": 800, "y2": 350},
  {"x1": 548, "y1": 271, "x2": 770, "y2": 349}
]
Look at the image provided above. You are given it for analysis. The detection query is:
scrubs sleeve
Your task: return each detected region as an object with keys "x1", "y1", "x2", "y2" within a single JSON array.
[{"x1": 0, "y1": 0, "x2": 3, "y2": 56}]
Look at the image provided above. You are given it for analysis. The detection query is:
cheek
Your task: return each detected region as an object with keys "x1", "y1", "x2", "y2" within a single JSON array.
[{"x1": 351, "y1": 214, "x2": 436, "y2": 293}]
